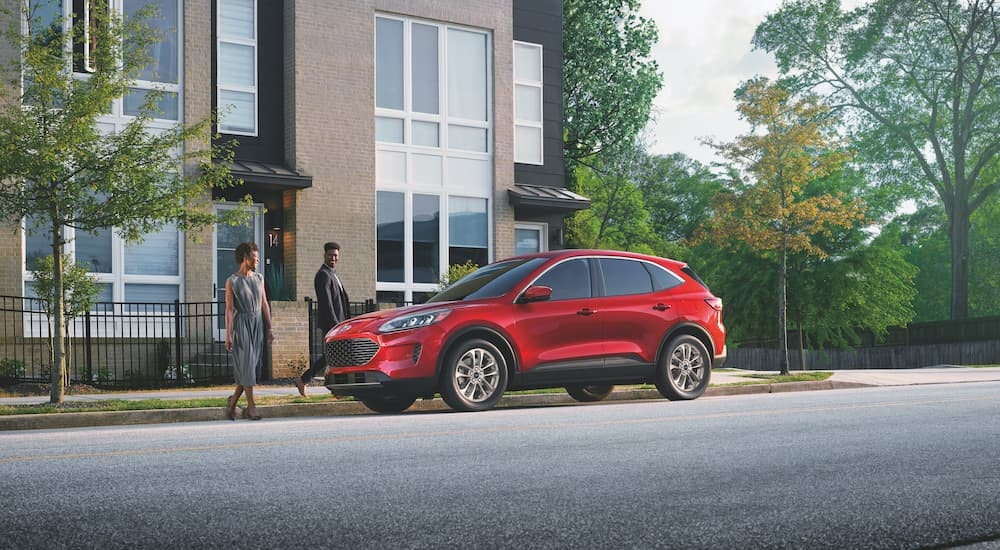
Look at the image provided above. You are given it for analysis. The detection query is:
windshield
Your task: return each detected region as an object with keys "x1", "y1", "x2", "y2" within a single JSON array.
[{"x1": 427, "y1": 257, "x2": 547, "y2": 303}]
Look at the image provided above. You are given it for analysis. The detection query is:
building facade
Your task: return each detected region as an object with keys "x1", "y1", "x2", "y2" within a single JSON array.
[{"x1": 2, "y1": 0, "x2": 587, "y2": 379}]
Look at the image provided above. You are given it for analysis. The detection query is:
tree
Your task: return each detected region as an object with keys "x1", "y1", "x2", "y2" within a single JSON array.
[
  {"x1": 563, "y1": 0, "x2": 662, "y2": 173},
  {"x1": 754, "y1": 0, "x2": 1000, "y2": 320},
  {"x1": 0, "y1": 1, "x2": 244, "y2": 402},
  {"x1": 695, "y1": 78, "x2": 865, "y2": 374}
]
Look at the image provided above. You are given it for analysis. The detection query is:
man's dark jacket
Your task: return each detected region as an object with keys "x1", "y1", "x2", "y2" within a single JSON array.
[{"x1": 315, "y1": 264, "x2": 350, "y2": 333}]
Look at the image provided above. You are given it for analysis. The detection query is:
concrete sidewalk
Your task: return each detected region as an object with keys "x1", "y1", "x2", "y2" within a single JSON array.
[{"x1": 2, "y1": 366, "x2": 999, "y2": 431}]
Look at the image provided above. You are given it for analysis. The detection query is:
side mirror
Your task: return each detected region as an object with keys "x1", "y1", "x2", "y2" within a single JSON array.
[{"x1": 518, "y1": 285, "x2": 552, "y2": 303}]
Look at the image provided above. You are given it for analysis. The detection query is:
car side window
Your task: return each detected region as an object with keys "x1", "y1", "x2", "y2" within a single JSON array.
[
  {"x1": 534, "y1": 259, "x2": 591, "y2": 300},
  {"x1": 646, "y1": 263, "x2": 684, "y2": 291},
  {"x1": 600, "y1": 258, "x2": 654, "y2": 296}
]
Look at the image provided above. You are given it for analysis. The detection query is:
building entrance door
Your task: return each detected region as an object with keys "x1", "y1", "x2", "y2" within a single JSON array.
[{"x1": 214, "y1": 204, "x2": 263, "y2": 341}]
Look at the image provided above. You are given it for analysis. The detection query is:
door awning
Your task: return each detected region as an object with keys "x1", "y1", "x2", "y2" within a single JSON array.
[
  {"x1": 224, "y1": 159, "x2": 312, "y2": 190},
  {"x1": 508, "y1": 183, "x2": 590, "y2": 212}
]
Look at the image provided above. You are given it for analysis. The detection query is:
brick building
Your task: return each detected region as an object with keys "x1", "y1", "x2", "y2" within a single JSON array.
[{"x1": 1, "y1": 0, "x2": 587, "y2": 379}]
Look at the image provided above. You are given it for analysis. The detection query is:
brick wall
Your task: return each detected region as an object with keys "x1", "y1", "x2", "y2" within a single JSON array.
[{"x1": 268, "y1": 300, "x2": 311, "y2": 379}]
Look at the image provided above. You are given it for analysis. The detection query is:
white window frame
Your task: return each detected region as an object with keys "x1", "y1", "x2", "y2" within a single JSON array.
[
  {"x1": 20, "y1": 0, "x2": 186, "y2": 313},
  {"x1": 515, "y1": 222, "x2": 548, "y2": 255},
  {"x1": 375, "y1": 14, "x2": 494, "y2": 304},
  {"x1": 513, "y1": 40, "x2": 543, "y2": 165},
  {"x1": 216, "y1": 0, "x2": 258, "y2": 136}
]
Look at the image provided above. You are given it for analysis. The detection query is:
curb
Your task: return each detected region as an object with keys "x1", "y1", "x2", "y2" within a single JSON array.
[{"x1": 0, "y1": 379, "x2": 872, "y2": 432}]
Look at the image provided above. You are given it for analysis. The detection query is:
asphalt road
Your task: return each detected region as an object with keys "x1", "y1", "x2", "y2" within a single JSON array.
[{"x1": 2, "y1": 382, "x2": 999, "y2": 549}]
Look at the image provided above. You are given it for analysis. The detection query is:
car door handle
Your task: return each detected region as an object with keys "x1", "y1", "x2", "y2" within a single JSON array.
[
  {"x1": 577, "y1": 308, "x2": 596, "y2": 316},
  {"x1": 653, "y1": 303, "x2": 671, "y2": 311}
]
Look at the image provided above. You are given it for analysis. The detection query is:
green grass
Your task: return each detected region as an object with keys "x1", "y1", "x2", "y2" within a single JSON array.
[
  {"x1": 723, "y1": 371, "x2": 833, "y2": 386},
  {"x1": 0, "y1": 393, "x2": 339, "y2": 416}
]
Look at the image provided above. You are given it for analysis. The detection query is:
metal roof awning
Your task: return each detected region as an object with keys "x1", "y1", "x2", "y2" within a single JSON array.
[
  {"x1": 225, "y1": 159, "x2": 312, "y2": 190},
  {"x1": 508, "y1": 183, "x2": 590, "y2": 212}
]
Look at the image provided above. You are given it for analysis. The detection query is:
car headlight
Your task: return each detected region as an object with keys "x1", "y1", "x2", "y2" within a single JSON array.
[{"x1": 378, "y1": 309, "x2": 452, "y2": 333}]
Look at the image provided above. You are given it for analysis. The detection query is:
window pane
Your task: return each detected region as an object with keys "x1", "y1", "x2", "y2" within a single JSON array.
[
  {"x1": 449, "y1": 197, "x2": 487, "y2": 247},
  {"x1": 412, "y1": 23, "x2": 439, "y2": 114},
  {"x1": 76, "y1": 228, "x2": 113, "y2": 274},
  {"x1": 413, "y1": 194, "x2": 439, "y2": 284},
  {"x1": 124, "y1": 88, "x2": 179, "y2": 119},
  {"x1": 515, "y1": 227, "x2": 540, "y2": 255},
  {"x1": 375, "y1": 117, "x2": 404, "y2": 143},
  {"x1": 447, "y1": 29, "x2": 487, "y2": 121},
  {"x1": 126, "y1": 0, "x2": 178, "y2": 83},
  {"x1": 27, "y1": 0, "x2": 62, "y2": 42},
  {"x1": 125, "y1": 283, "x2": 179, "y2": 303},
  {"x1": 515, "y1": 84, "x2": 541, "y2": 122},
  {"x1": 449, "y1": 125, "x2": 487, "y2": 152},
  {"x1": 376, "y1": 17, "x2": 404, "y2": 111},
  {"x1": 24, "y1": 216, "x2": 50, "y2": 270},
  {"x1": 218, "y1": 0, "x2": 254, "y2": 39},
  {"x1": 646, "y1": 263, "x2": 683, "y2": 291},
  {"x1": 514, "y1": 42, "x2": 541, "y2": 81},
  {"x1": 600, "y1": 258, "x2": 653, "y2": 296},
  {"x1": 219, "y1": 89, "x2": 255, "y2": 132},
  {"x1": 515, "y1": 125, "x2": 542, "y2": 164},
  {"x1": 219, "y1": 42, "x2": 255, "y2": 86},
  {"x1": 376, "y1": 290, "x2": 406, "y2": 308},
  {"x1": 377, "y1": 191, "x2": 404, "y2": 282},
  {"x1": 535, "y1": 259, "x2": 591, "y2": 301},
  {"x1": 412, "y1": 121, "x2": 439, "y2": 147},
  {"x1": 126, "y1": 224, "x2": 179, "y2": 275}
]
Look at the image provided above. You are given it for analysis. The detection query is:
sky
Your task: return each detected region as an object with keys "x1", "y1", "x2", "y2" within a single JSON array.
[{"x1": 637, "y1": 1, "x2": 860, "y2": 166}]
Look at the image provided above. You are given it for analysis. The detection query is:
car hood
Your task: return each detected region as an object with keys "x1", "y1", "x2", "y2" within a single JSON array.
[{"x1": 332, "y1": 300, "x2": 482, "y2": 334}]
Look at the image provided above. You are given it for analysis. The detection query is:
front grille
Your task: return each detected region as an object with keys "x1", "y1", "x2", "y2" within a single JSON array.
[{"x1": 325, "y1": 338, "x2": 380, "y2": 367}]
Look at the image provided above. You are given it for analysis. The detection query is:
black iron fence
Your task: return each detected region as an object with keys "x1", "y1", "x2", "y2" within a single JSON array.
[
  {"x1": 0, "y1": 295, "x2": 384, "y2": 389},
  {"x1": 0, "y1": 295, "x2": 229, "y2": 389}
]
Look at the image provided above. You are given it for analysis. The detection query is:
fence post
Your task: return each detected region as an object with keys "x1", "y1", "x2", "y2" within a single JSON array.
[
  {"x1": 174, "y1": 299, "x2": 183, "y2": 385},
  {"x1": 305, "y1": 297, "x2": 315, "y2": 361},
  {"x1": 84, "y1": 309, "x2": 93, "y2": 384},
  {"x1": 365, "y1": 298, "x2": 375, "y2": 313}
]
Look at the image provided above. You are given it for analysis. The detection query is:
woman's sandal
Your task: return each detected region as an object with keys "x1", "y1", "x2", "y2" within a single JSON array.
[
  {"x1": 242, "y1": 408, "x2": 262, "y2": 421},
  {"x1": 225, "y1": 396, "x2": 237, "y2": 421}
]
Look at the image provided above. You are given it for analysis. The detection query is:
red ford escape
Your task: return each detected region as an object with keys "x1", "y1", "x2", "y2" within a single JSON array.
[{"x1": 324, "y1": 250, "x2": 726, "y2": 413}]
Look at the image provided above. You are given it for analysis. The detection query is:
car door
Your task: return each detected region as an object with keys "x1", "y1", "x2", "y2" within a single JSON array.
[
  {"x1": 596, "y1": 257, "x2": 681, "y2": 373},
  {"x1": 512, "y1": 258, "x2": 603, "y2": 378}
]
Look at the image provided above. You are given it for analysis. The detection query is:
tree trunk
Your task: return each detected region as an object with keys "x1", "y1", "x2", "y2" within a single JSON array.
[
  {"x1": 949, "y1": 203, "x2": 971, "y2": 320},
  {"x1": 49, "y1": 226, "x2": 65, "y2": 404},
  {"x1": 778, "y1": 240, "x2": 789, "y2": 375}
]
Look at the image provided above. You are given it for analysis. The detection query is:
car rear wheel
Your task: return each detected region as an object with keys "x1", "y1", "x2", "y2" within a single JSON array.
[
  {"x1": 565, "y1": 384, "x2": 614, "y2": 402},
  {"x1": 440, "y1": 338, "x2": 508, "y2": 412},
  {"x1": 655, "y1": 334, "x2": 711, "y2": 400},
  {"x1": 359, "y1": 394, "x2": 417, "y2": 413}
]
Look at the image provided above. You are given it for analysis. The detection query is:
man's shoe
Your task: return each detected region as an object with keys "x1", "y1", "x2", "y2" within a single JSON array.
[{"x1": 294, "y1": 378, "x2": 307, "y2": 397}]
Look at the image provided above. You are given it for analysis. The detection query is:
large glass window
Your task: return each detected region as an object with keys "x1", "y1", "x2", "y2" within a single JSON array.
[
  {"x1": 449, "y1": 197, "x2": 488, "y2": 267},
  {"x1": 377, "y1": 191, "x2": 405, "y2": 283},
  {"x1": 375, "y1": 15, "x2": 493, "y2": 304},
  {"x1": 515, "y1": 223, "x2": 547, "y2": 256},
  {"x1": 217, "y1": 0, "x2": 257, "y2": 134},
  {"x1": 514, "y1": 41, "x2": 543, "y2": 164},
  {"x1": 20, "y1": 1, "x2": 184, "y2": 307}
]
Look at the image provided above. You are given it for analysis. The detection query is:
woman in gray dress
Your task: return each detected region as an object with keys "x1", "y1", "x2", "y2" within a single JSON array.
[{"x1": 224, "y1": 242, "x2": 274, "y2": 420}]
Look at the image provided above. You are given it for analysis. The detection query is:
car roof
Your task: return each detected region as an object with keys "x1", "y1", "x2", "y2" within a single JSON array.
[{"x1": 506, "y1": 249, "x2": 688, "y2": 271}]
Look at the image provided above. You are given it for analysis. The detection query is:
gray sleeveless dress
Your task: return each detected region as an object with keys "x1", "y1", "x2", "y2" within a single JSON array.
[{"x1": 228, "y1": 272, "x2": 264, "y2": 386}]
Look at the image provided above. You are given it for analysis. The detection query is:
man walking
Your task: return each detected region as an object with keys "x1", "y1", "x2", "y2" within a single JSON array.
[{"x1": 295, "y1": 242, "x2": 350, "y2": 396}]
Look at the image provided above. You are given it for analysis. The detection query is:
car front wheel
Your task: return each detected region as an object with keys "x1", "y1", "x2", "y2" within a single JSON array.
[
  {"x1": 565, "y1": 384, "x2": 614, "y2": 402},
  {"x1": 440, "y1": 338, "x2": 508, "y2": 412},
  {"x1": 655, "y1": 334, "x2": 711, "y2": 400}
]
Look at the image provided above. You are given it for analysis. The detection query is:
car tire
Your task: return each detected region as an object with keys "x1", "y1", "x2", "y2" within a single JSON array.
[
  {"x1": 440, "y1": 338, "x2": 508, "y2": 412},
  {"x1": 359, "y1": 394, "x2": 417, "y2": 413},
  {"x1": 655, "y1": 334, "x2": 711, "y2": 400},
  {"x1": 565, "y1": 384, "x2": 614, "y2": 402}
]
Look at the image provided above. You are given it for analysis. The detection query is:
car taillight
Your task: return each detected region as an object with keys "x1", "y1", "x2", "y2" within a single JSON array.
[{"x1": 705, "y1": 297, "x2": 723, "y2": 311}]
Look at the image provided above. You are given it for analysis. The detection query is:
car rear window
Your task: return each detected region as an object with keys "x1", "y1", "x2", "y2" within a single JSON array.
[{"x1": 682, "y1": 266, "x2": 710, "y2": 290}]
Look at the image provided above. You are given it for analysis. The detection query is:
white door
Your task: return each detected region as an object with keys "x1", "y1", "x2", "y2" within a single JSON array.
[{"x1": 214, "y1": 204, "x2": 264, "y2": 340}]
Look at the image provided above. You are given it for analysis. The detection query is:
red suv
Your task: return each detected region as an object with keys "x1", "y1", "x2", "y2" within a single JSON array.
[{"x1": 324, "y1": 250, "x2": 726, "y2": 413}]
